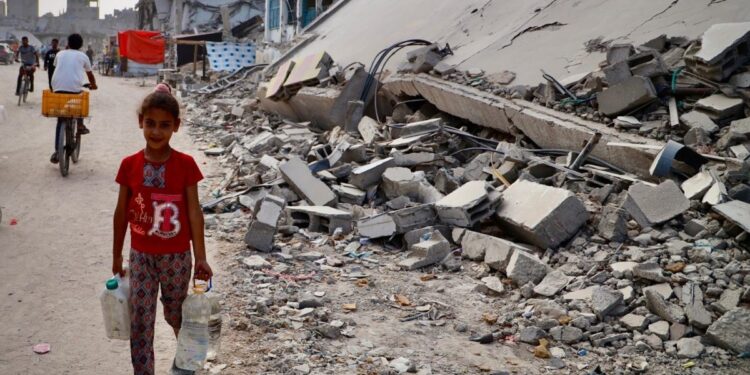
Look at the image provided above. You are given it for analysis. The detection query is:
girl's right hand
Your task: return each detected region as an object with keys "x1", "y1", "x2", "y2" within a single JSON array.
[{"x1": 112, "y1": 255, "x2": 125, "y2": 277}]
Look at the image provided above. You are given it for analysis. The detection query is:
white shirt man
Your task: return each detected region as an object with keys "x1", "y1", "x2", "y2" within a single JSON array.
[{"x1": 51, "y1": 49, "x2": 93, "y2": 93}]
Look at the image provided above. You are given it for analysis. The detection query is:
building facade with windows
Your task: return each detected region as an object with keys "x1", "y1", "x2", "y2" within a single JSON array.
[{"x1": 264, "y1": 0, "x2": 338, "y2": 44}]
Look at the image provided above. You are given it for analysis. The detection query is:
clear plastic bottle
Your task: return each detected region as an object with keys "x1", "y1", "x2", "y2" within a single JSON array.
[
  {"x1": 206, "y1": 291, "x2": 222, "y2": 361},
  {"x1": 175, "y1": 285, "x2": 211, "y2": 371},
  {"x1": 100, "y1": 274, "x2": 130, "y2": 340}
]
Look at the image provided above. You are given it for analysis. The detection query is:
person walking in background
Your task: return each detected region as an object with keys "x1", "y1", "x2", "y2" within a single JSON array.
[
  {"x1": 44, "y1": 39, "x2": 60, "y2": 90},
  {"x1": 86, "y1": 45, "x2": 94, "y2": 65}
]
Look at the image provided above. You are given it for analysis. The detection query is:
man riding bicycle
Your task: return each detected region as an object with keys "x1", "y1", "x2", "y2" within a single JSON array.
[
  {"x1": 50, "y1": 33, "x2": 98, "y2": 164},
  {"x1": 15, "y1": 36, "x2": 39, "y2": 96}
]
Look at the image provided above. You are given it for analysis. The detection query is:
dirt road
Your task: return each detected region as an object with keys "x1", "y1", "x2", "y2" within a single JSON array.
[{"x1": 0, "y1": 64, "x2": 222, "y2": 374}]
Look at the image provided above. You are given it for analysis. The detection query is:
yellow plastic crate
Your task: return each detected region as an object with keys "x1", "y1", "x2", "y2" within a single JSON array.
[{"x1": 41, "y1": 90, "x2": 89, "y2": 118}]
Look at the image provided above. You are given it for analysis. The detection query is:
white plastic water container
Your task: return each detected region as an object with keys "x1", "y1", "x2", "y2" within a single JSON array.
[
  {"x1": 206, "y1": 291, "x2": 222, "y2": 361},
  {"x1": 175, "y1": 285, "x2": 211, "y2": 370},
  {"x1": 100, "y1": 274, "x2": 130, "y2": 340}
]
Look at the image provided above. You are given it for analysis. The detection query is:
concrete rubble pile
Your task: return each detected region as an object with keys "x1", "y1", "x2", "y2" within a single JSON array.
[{"x1": 176, "y1": 22, "x2": 750, "y2": 375}]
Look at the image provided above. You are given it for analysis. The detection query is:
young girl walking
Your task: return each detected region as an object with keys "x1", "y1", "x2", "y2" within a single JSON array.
[{"x1": 112, "y1": 84, "x2": 213, "y2": 375}]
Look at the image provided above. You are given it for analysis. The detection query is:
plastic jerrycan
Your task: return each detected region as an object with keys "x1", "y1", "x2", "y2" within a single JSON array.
[
  {"x1": 175, "y1": 282, "x2": 211, "y2": 370},
  {"x1": 206, "y1": 287, "x2": 222, "y2": 361},
  {"x1": 100, "y1": 273, "x2": 131, "y2": 340}
]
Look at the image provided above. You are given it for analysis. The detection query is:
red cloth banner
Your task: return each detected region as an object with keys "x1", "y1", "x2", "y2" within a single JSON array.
[{"x1": 118, "y1": 30, "x2": 165, "y2": 64}]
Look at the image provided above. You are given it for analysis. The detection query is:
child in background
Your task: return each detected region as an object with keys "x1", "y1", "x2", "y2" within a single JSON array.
[{"x1": 112, "y1": 83, "x2": 213, "y2": 375}]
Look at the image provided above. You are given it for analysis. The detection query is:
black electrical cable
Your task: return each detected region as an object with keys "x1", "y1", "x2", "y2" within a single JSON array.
[{"x1": 360, "y1": 39, "x2": 432, "y2": 102}]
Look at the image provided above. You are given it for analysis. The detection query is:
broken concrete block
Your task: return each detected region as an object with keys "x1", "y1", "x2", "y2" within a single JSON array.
[
  {"x1": 597, "y1": 76, "x2": 657, "y2": 116},
  {"x1": 505, "y1": 250, "x2": 548, "y2": 286},
  {"x1": 356, "y1": 214, "x2": 396, "y2": 239},
  {"x1": 597, "y1": 204, "x2": 628, "y2": 242},
  {"x1": 633, "y1": 262, "x2": 667, "y2": 283},
  {"x1": 676, "y1": 337, "x2": 705, "y2": 359},
  {"x1": 681, "y1": 171, "x2": 714, "y2": 200},
  {"x1": 712, "y1": 200, "x2": 750, "y2": 233},
  {"x1": 349, "y1": 157, "x2": 395, "y2": 189},
  {"x1": 603, "y1": 61, "x2": 632, "y2": 86},
  {"x1": 694, "y1": 94, "x2": 744, "y2": 121},
  {"x1": 679, "y1": 110, "x2": 719, "y2": 134},
  {"x1": 620, "y1": 314, "x2": 647, "y2": 331},
  {"x1": 287, "y1": 206, "x2": 352, "y2": 235},
  {"x1": 730, "y1": 118, "x2": 750, "y2": 136},
  {"x1": 643, "y1": 283, "x2": 673, "y2": 300},
  {"x1": 686, "y1": 22, "x2": 750, "y2": 81},
  {"x1": 649, "y1": 320, "x2": 670, "y2": 340},
  {"x1": 242, "y1": 255, "x2": 272, "y2": 270},
  {"x1": 729, "y1": 144, "x2": 750, "y2": 160},
  {"x1": 390, "y1": 118, "x2": 442, "y2": 139},
  {"x1": 706, "y1": 307, "x2": 750, "y2": 354},
  {"x1": 399, "y1": 238, "x2": 452, "y2": 270},
  {"x1": 645, "y1": 290, "x2": 685, "y2": 323},
  {"x1": 245, "y1": 195, "x2": 286, "y2": 252},
  {"x1": 684, "y1": 127, "x2": 712, "y2": 148},
  {"x1": 623, "y1": 180, "x2": 689, "y2": 227},
  {"x1": 280, "y1": 157, "x2": 337, "y2": 207},
  {"x1": 591, "y1": 287, "x2": 624, "y2": 319},
  {"x1": 460, "y1": 230, "x2": 530, "y2": 272},
  {"x1": 716, "y1": 130, "x2": 748, "y2": 151},
  {"x1": 533, "y1": 270, "x2": 571, "y2": 297},
  {"x1": 682, "y1": 282, "x2": 713, "y2": 330},
  {"x1": 244, "y1": 131, "x2": 281, "y2": 153},
  {"x1": 391, "y1": 204, "x2": 437, "y2": 233},
  {"x1": 628, "y1": 51, "x2": 668, "y2": 78},
  {"x1": 357, "y1": 116, "x2": 380, "y2": 144},
  {"x1": 478, "y1": 276, "x2": 505, "y2": 295},
  {"x1": 497, "y1": 180, "x2": 588, "y2": 249},
  {"x1": 382, "y1": 167, "x2": 420, "y2": 200},
  {"x1": 607, "y1": 44, "x2": 635, "y2": 65},
  {"x1": 436, "y1": 181, "x2": 499, "y2": 227},
  {"x1": 403, "y1": 226, "x2": 447, "y2": 249},
  {"x1": 332, "y1": 184, "x2": 366, "y2": 205},
  {"x1": 714, "y1": 289, "x2": 742, "y2": 314}
]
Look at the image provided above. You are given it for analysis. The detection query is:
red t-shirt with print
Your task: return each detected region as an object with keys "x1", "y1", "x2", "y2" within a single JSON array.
[{"x1": 116, "y1": 149, "x2": 204, "y2": 254}]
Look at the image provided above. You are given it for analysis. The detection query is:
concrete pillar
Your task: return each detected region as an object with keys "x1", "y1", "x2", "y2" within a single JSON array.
[
  {"x1": 264, "y1": 0, "x2": 270, "y2": 42},
  {"x1": 221, "y1": 5, "x2": 232, "y2": 41}
]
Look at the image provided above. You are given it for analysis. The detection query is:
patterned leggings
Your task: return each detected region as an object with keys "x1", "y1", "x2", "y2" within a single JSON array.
[{"x1": 129, "y1": 249, "x2": 192, "y2": 375}]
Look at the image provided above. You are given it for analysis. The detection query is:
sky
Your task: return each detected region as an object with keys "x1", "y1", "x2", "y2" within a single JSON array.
[{"x1": 38, "y1": 0, "x2": 139, "y2": 18}]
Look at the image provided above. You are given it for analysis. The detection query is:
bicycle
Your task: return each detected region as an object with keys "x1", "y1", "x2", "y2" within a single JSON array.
[
  {"x1": 41, "y1": 86, "x2": 91, "y2": 177},
  {"x1": 17, "y1": 65, "x2": 35, "y2": 106}
]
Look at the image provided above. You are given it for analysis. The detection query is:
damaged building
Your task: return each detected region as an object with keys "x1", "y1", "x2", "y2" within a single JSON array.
[{"x1": 166, "y1": 0, "x2": 750, "y2": 373}]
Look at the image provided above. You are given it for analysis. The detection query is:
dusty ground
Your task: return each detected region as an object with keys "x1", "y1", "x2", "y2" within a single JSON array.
[{"x1": 0, "y1": 65, "x2": 228, "y2": 374}]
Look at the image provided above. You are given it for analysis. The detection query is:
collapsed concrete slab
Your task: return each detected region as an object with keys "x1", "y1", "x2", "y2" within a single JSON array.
[
  {"x1": 287, "y1": 205, "x2": 352, "y2": 234},
  {"x1": 245, "y1": 194, "x2": 286, "y2": 252},
  {"x1": 280, "y1": 157, "x2": 337, "y2": 206},
  {"x1": 623, "y1": 180, "x2": 690, "y2": 228},
  {"x1": 435, "y1": 181, "x2": 500, "y2": 227},
  {"x1": 384, "y1": 73, "x2": 662, "y2": 177},
  {"x1": 686, "y1": 22, "x2": 750, "y2": 81},
  {"x1": 497, "y1": 180, "x2": 588, "y2": 249}
]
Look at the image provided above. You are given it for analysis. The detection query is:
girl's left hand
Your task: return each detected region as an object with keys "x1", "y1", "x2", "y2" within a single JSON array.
[{"x1": 194, "y1": 259, "x2": 213, "y2": 281}]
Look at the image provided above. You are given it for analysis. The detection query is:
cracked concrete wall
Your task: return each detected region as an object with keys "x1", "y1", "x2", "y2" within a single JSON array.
[
  {"x1": 270, "y1": 0, "x2": 750, "y2": 85},
  {"x1": 384, "y1": 73, "x2": 662, "y2": 177}
]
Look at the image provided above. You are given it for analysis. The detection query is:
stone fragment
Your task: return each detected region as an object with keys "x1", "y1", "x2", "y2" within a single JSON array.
[
  {"x1": 670, "y1": 323, "x2": 689, "y2": 341},
  {"x1": 549, "y1": 326, "x2": 583, "y2": 344},
  {"x1": 519, "y1": 326, "x2": 547, "y2": 345},
  {"x1": 627, "y1": 50, "x2": 668, "y2": 78},
  {"x1": 505, "y1": 250, "x2": 548, "y2": 286},
  {"x1": 287, "y1": 206, "x2": 352, "y2": 235},
  {"x1": 479, "y1": 276, "x2": 505, "y2": 295},
  {"x1": 486, "y1": 70, "x2": 516, "y2": 85},
  {"x1": 242, "y1": 255, "x2": 271, "y2": 270},
  {"x1": 497, "y1": 180, "x2": 588, "y2": 249},
  {"x1": 592, "y1": 333, "x2": 630, "y2": 347},
  {"x1": 533, "y1": 270, "x2": 571, "y2": 297},
  {"x1": 679, "y1": 110, "x2": 718, "y2": 134},
  {"x1": 694, "y1": 94, "x2": 744, "y2": 121},
  {"x1": 356, "y1": 214, "x2": 396, "y2": 239},
  {"x1": 712, "y1": 200, "x2": 750, "y2": 233},
  {"x1": 620, "y1": 314, "x2": 647, "y2": 330},
  {"x1": 648, "y1": 320, "x2": 670, "y2": 340},
  {"x1": 280, "y1": 157, "x2": 336, "y2": 206},
  {"x1": 681, "y1": 171, "x2": 713, "y2": 200},
  {"x1": 391, "y1": 204, "x2": 437, "y2": 233},
  {"x1": 349, "y1": 157, "x2": 396, "y2": 189},
  {"x1": 623, "y1": 181, "x2": 689, "y2": 227},
  {"x1": 591, "y1": 287, "x2": 624, "y2": 319},
  {"x1": 607, "y1": 44, "x2": 635, "y2": 65},
  {"x1": 632, "y1": 263, "x2": 666, "y2": 283},
  {"x1": 715, "y1": 288, "x2": 742, "y2": 313},
  {"x1": 357, "y1": 116, "x2": 380, "y2": 144},
  {"x1": 603, "y1": 61, "x2": 631, "y2": 85},
  {"x1": 730, "y1": 117, "x2": 750, "y2": 136},
  {"x1": 461, "y1": 230, "x2": 531, "y2": 270},
  {"x1": 676, "y1": 337, "x2": 705, "y2": 359},
  {"x1": 645, "y1": 290, "x2": 685, "y2": 323},
  {"x1": 706, "y1": 307, "x2": 750, "y2": 353},
  {"x1": 245, "y1": 194, "x2": 286, "y2": 252},
  {"x1": 399, "y1": 238, "x2": 452, "y2": 270},
  {"x1": 642, "y1": 283, "x2": 673, "y2": 299},
  {"x1": 332, "y1": 184, "x2": 366, "y2": 205},
  {"x1": 381, "y1": 167, "x2": 420, "y2": 200},
  {"x1": 389, "y1": 357, "x2": 415, "y2": 374},
  {"x1": 563, "y1": 286, "x2": 597, "y2": 301},
  {"x1": 684, "y1": 127, "x2": 712, "y2": 148},
  {"x1": 597, "y1": 205, "x2": 628, "y2": 242},
  {"x1": 682, "y1": 282, "x2": 713, "y2": 329},
  {"x1": 610, "y1": 261, "x2": 638, "y2": 274},
  {"x1": 597, "y1": 76, "x2": 657, "y2": 116},
  {"x1": 436, "y1": 181, "x2": 499, "y2": 227}
]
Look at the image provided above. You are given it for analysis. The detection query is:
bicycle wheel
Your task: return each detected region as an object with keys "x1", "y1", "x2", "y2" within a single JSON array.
[
  {"x1": 57, "y1": 120, "x2": 70, "y2": 177},
  {"x1": 71, "y1": 122, "x2": 82, "y2": 163},
  {"x1": 22, "y1": 78, "x2": 28, "y2": 103},
  {"x1": 17, "y1": 79, "x2": 24, "y2": 106}
]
